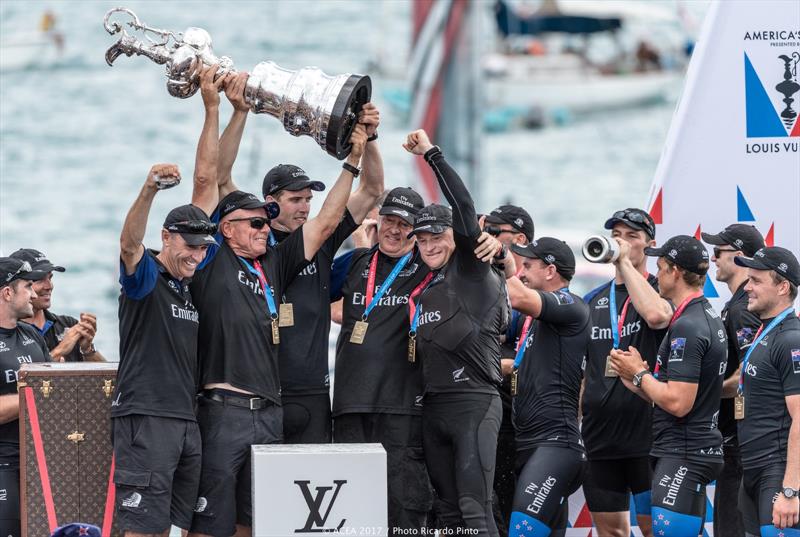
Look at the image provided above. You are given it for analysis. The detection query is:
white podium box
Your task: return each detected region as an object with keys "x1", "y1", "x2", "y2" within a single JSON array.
[{"x1": 252, "y1": 443, "x2": 388, "y2": 536}]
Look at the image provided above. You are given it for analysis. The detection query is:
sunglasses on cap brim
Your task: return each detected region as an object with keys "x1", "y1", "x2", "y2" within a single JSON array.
[
  {"x1": 168, "y1": 220, "x2": 218, "y2": 235},
  {"x1": 2, "y1": 261, "x2": 33, "y2": 284}
]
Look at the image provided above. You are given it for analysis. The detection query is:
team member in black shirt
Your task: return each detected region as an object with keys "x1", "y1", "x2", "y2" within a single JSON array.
[
  {"x1": 10, "y1": 248, "x2": 105, "y2": 362},
  {"x1": 188, "y1": 69, "x2": 370, "y2": 537},
  {"x1": 582, "y1": 208, "x2": 672, "y2": 537},
  {"x1": 499, "y1": 237, "x2": 590, "y2": 537},
  {"x1": 701, "y1": 224, "x2": 764, "y2": 537},
  {"x1": 0, "y1": 257, "x2": 50, "y2": 537},
  {"x1": 404, "y1": 129, "x2": 507, "y2": 536},
  {"x1": 610, "y1": 235, "x2": 726, "y2": 537},
  {"x1": 733, "y1": 247, "x2": 800, "y2": 535}
]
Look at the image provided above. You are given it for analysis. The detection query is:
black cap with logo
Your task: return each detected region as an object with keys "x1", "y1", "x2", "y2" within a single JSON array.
[
  {"x1": 379, "y1": 187, "x2": 425, "y2": 225},
  {"x1": 217, "y1": 190, "x2": 277, "y2": 221},
  {"x1": 10, "y1": 248, "x2": 65, "y2": 274},
  {"x1": 734, "y1": 246, "x2": 800, "y2": 286},
  {"x1": 701, "y1": 224, "x2": 765, "y2": 257},
  {"x1": 0, "y1": 257, "x2": 47, "y2": 287},
  {"x1": 407, "y1": 204, "x2": 453, "y2": 237},
  {"x1": 262, "y1": 164, "x2": 325, "y2": 198},
  {"x1": 604, "y1": 208, "x2": 656, "y2": 239},
  {"x1": 644, "y1": 235, "x2": 709, "y2": 275},
  {"x1": 511, "y1": 237, "x2": 576, "y2": 281},
  {"x1": 163, "y1": 204, "x2": 219, "y2": 246},
  {"x1": 485, "y1": 205, "x2": 534, "y2": 242}
]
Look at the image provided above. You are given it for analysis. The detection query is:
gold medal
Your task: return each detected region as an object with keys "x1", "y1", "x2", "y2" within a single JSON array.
[
  {"x1": 605, "y1": 356, "x2": 619, "y2": 378},
  {"x1": 407, "y1": 335, "x2": 417, "y2": 363},
  {"x1": 271, "y1": 318, "x2": 280, "y2": 344},
  {"x1": 350, "y1": 320, "x2": 369, "y2": 344},
  {"x1": 734, "y1": 394, "x2": 745, "y2": 420},
  {"x1": 278, "y1": 303, "x2": 294, "y2": 327},
  {"x1": 510, "y1": 369, "x2": 518, "y2": 396}
]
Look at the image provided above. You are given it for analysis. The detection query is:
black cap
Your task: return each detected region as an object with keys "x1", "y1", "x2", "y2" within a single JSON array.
[
  {"x1": 701, "y1": 224, "x2": 765, "y2": 257},
  {"x1": 0, "y1": 257, "x2": 47, "y2": 287},
  {"x1": 10, "y1": 248, "x2": 65, "y2": 274},
  {"x1": 262, "y1": 164, "x2": 325, "y2": 198},
  {"x1": 379, "y1": 187, "x2": 425, "y2": 225},
  {"x1": 485, "y1": 205, "x2": 534, "y2": 242},
  {"x1": 604, "y1": 208, "x2": 656, "y2": 239},
  {"x1": 734, "y1": 246, "x2": 800, "y2": 286},
  {"x1": 644, "y1": 235, "x2": 709, "y2": 275},
  {"x1": 511, "y1": 237, "x2": 576, "y2": 280},
  {"x1": 217, "y1": 190, "x2": 273, "y2": 221},
  {"x1": 407, "y1": 204, "x2": 453, "y2": 237},
  {"x1": 163, "y1": 204, "x2": 218, "y2": 247}
]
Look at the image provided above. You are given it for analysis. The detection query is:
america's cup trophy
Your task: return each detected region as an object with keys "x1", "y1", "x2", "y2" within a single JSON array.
[{"x1": 103, "y1": 7, "x2": 371, "y2": 160}]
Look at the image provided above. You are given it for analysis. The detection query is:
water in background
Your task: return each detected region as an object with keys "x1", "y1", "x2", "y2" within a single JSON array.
[{"x1": 1, "y1": 0, "x2": 702, "y2": 361}]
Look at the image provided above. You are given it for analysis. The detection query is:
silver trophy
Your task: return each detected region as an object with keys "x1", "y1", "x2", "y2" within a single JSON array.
[{"x1": 103, "y1": 7, "x2": 371, "y2": 160}]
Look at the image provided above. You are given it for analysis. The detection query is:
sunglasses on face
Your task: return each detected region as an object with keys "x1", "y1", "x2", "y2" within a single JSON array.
[
  {"x1": 228, "y1": 217, "x2": 270, "y2": 229},
  {"x1": 485, "y1": 225, "x2": 518, "y2": 237},
  {"x1": 713, "y1": 247, "x2": 738, "y2": 258},
  {"x1": 168, "y1": 220, "x2": 218, "y2": 235},
  {"x1": 3, "y1": 261, "x2": 32, "y2": 284}
]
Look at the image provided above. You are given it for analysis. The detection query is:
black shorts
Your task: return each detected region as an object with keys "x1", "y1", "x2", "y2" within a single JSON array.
[
  {"x1": 583, "y1": 456, "x2": 652, "y2": 514},
  {"x1": 282, "y1": 392, "x2": 331, "y2": 444},
  {"x1": 650, "y1": 456, "x2": 722, "y2": 537},
  {"x1": 190, "y1": 391, "x2": 283, "y2": 536},
  {"x1": 510, "y1": 445, "x2": 587, "y2": 536},
  {"x1": 112, "y1": 415, "x2": 201, "y2": 534},
  {"x1": 740, "y1": 462, "x2": 800, "y2": 536},
  {"x1": 0, "y1": 462, "x2": 20, "y2": 537}
]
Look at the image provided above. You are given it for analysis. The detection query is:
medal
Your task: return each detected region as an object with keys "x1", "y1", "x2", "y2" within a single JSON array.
[
  {"x1": 271, "y1": 318, "x2": 280, "y2": 344},
  {"x1": 605, "y1": 356, "x2": 619, "y2": 377},
  {"x1": 510, "y1": 369, "x2": 518, "y2": 396},
  {"x1": 734, "y1": 394, "x2": 745, "y2": 420},
  {"x1": 407, "y1": 335, "x2": 417, "y2": 363},
  {"x1": 278, "y1": 303, "x2": 294, "y2": 327},
  {"x1": 350, "y1": 320, "x2": 368, "y2": 344}
]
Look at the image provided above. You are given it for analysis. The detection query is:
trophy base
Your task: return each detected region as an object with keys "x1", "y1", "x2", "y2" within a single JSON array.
[{"x1": 326, "y1": 75, "x2": 372, "y2": 160}]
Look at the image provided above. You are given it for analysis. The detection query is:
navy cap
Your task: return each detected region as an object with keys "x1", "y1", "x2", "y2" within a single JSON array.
[
  {"x1": 10, "y1": 248, "x2": 65, "y2": 274},
  {"x1": 734, "y1": 246, "x2": 800, "y2": 286},
  {"x1": 379, "y1": 187, "x2": 425, "y2": 225},
  {"x1": 485, "y1": 205, "x2": 534, "y2": 242},
  {"x1": 645, "y1": 235, "x2": 709, "y2": 275},
  {"x1": 407, "y1": 204, "x2": 453, "y2": 237},
  {"x1": 262, "y1": 164, "x2": 325, "y2": 198},
  {"x1": 511, "y1": 237, "x2": 576, "y2": 281},
  {"x1": 605, "y1": 208, "x2": 656, "y2": 239},
  {"x1": 701, "y1": 224, "x2": 765, "y2": 257}
]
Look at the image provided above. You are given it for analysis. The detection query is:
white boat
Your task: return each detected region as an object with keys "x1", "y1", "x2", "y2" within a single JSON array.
[{"x1": 0, "y1": 11, "x2": 64, "y2": 72}]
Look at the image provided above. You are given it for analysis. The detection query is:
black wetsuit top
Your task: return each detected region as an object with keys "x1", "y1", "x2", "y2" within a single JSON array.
[{"x1": 414, "y1": 147, "x2": 509, "y2": 396}]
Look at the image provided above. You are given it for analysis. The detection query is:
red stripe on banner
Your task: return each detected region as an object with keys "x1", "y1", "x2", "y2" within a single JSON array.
[
  {"x1": 412, "y1": 0, "x2": 436, "y2": 43},
  {"x1": 694, "y1": 223, "x2": 702, "y2": 240},
  {"x1": 102, "y1": 455, "x2": 116, "y2": 537},
  {"x1": 573, "y1": 501, "x2": 594, "y2": 527},
  {"x1": 24, "y1": 386, "x2": 58, "y2": 533},
  {"x1": 765, "y1": 222, "x2": 774, "y2": 247},
  {"x1": 649, "y1": 187, "x2": 663, "y2": 224},
  {"x1": 791, "y1": 117, "x2": 800, "y2": 137}
]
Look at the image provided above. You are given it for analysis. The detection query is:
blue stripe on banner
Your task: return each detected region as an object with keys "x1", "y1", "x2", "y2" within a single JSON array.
[
  {"x1": 509, "y1": 511, "x2": 551, "y2": 537},
  {"x1": 760, "y1": 525, "x2": 800, "y2": 536},
  {"x1": 651, "y1": 507, "x2": 703, "y2": 537},
  {"x1": 633, "y1": 490, "x2": 652, "y2": 517}
]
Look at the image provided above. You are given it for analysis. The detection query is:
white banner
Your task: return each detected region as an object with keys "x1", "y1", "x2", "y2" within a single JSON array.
[{"x1": 646, "y1": 0, "x2": 800, "y2": 310}]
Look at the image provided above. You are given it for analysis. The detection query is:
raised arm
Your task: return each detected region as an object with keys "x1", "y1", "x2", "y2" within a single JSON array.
[
  {"x1": 120, "y1": 164, "x2": 179, "y2": 275},
  {"x1": 190, "y1": 64, "x2": 230, "y2": 216},
  {"x1": 346, "y1": 103, "x2": 384, "y2": 223},
  {"x1": 615, "y1": 239, "x2": 673, "y2": 329},
  {"x1": 216, "y1": 72, "x2": 251, "y2": 199},
  {"x1": 302, "y1": 125, "x2": 368, "y2": 260}
]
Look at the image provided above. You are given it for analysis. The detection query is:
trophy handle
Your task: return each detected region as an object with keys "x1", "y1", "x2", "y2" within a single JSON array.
[{"x1": 326, "y1": 75, "x2": 372, "y2": 160}]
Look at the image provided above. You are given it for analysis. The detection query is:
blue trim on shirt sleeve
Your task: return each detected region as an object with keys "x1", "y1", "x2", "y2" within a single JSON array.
[
  {"x1": 506, "y1": 310, "x2": 521, "y2": 342},
  {"x1": 120, "y1": 251, "x2": 158, "y2": 300},
  {"x1": 330, "y1": 250, "x2": 356, "y2": 301}
]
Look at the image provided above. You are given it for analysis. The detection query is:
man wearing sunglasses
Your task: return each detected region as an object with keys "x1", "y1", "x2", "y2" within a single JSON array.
[
  {"x1": 112, "y1": 63, "x2": 225, "y2": 537},
  {"x1": 10, "y1": 248, "x2": 105, "y2": 363},
  {"x1": 701, "y1": 224, "x2": 765, "y2": 537},
  {"x1": 187, "y1": 68, "x2": 374, "y2": 537},
  {"x1": 581, "y1": 208, "x2": 673, "y2": 537},
  {"x1": 0, "y1": 257, "x2": 51, "y2": 537}
]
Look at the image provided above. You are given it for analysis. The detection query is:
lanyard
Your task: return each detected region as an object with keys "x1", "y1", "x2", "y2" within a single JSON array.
[
  {"x1": 738, "y1": 306, "x2": 795, "y2": 394},
  {"x1": 268, "y1": 231, "x2": 277, "y2": 247},
  {"x1": 512, "y1": 315, "x2": 534, "y2": 369},
  {"x1": 609, "y1": 284, "x2": 632, "y2": 350},
  {"x1": 408, "y1": 272, "x2": 435, "y2": 325},
  {"x1": 409, "y1": 272, "x2": 442, "y2": 334},
  {"x1": 363, "y1": 250, "x2": 413, "y2": 321},
  {"x1": 239, "y1": 257, "x2": 278, "y2": 319},
  {"x1": 653, "y1": 291, "x2": 702, "y2": 377}
]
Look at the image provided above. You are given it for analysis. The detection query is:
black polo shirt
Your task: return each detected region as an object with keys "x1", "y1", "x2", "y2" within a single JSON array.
[
  {"x1": 25, "y1": 310, "x2": 82, "y2": 362},
  {"x1": 650, "y1": 296, "x2": 727, "y2": 462},
  {"x1": 738, "y1": 313, "x2": 800, "y2": 470},
  {"x1": 582, "y1": 276, "x2": 666, "y2": 460},
  {"x1": 513, "y1": 289, "x2": 589, "y2": 453},
  {"x1": 190, "y1": 231, "x2": 308, "y2": 403},
  {"x1": 0, "y1": 322, "x2": 50, "y2": 463},
  {"x1": 114, "y1": 249, "x2": 200, "y2": 421},
  {"x1": 272, "y1": 211, "x2": 357, "y2": 395},
  {"x1": 332, "y1": 246, "x2": 431, "y2": 416}
]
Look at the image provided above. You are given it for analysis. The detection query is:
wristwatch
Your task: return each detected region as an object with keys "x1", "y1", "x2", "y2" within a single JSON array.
[
  {"x1": 79, "y1": 343, "x2": 96, "y2": 357},
  {"x1": 632, "y1": 369, "x2": 651, "y2": 388},
  {"x1": 782, "y1": 487, "x2": 799, "y2": 499},
  {"x1": 342, "y1": 162, "x2": 361, "y2": 177}
]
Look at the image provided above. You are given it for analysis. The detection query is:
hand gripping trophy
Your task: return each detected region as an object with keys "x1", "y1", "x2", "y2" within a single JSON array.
[{"x1": 103, "y1": 7, "x2": 371, "y2": 160}]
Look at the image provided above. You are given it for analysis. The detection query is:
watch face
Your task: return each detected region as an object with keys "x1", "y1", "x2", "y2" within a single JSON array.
[{"x1": 784, "y1": 487, "x2": 798, "y2": 498}]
